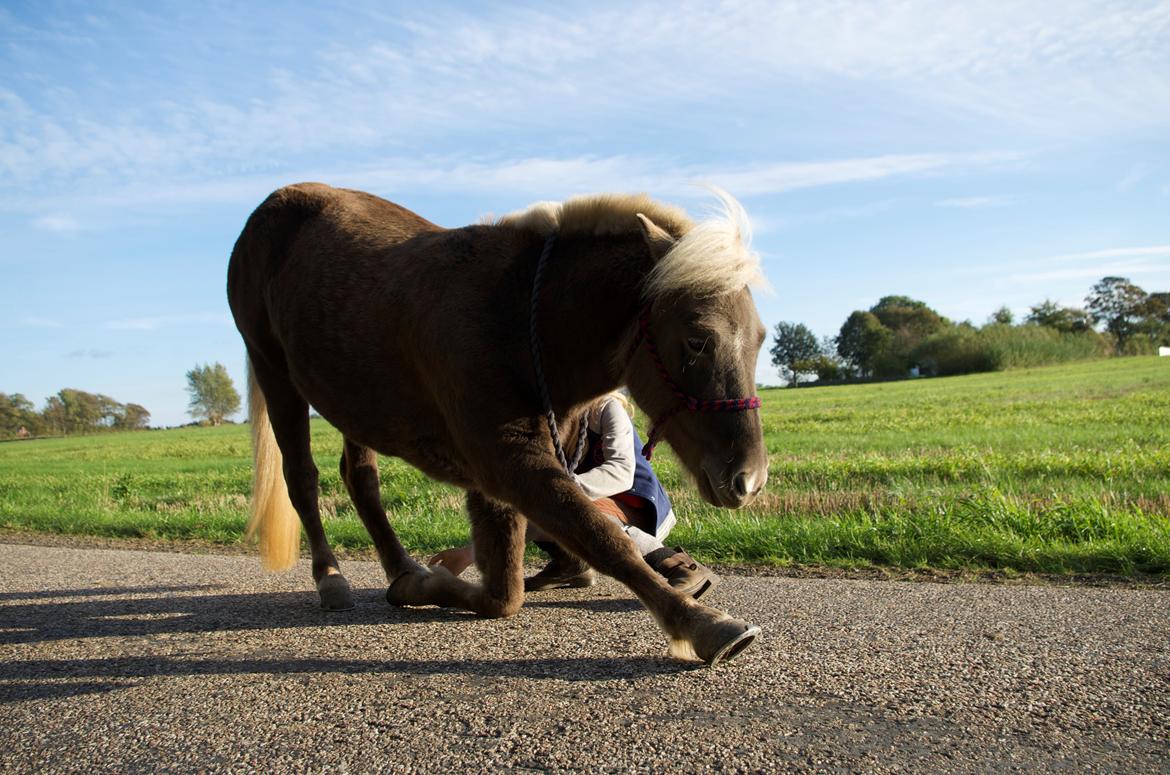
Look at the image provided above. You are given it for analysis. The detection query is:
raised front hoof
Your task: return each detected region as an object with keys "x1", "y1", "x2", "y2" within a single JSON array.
[
  {"x1": 674, "y1": 617, "x2": 761, "y2": 667},
  {"x1": 317, "y1": 573, "x2": 355, "y2": 611}
]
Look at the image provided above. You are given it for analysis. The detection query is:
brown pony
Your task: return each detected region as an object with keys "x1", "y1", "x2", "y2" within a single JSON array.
[{"x1": 227, "y1": 183, "x2": 770, "y2": 665}]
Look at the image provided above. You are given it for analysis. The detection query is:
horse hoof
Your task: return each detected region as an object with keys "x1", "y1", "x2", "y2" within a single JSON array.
[
  {"x1": 676, "y1": 616, "x2": 761, "y2": 666},
  {"x1": 385, "y1": 568, "x2": 432, "y2": 607},
  {"x1": 317, "y1": 573, "x2": 355, "y2": 611}
]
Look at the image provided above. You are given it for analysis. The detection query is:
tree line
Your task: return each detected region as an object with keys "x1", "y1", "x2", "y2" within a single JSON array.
[
  {"x1": 771, "y1": 276, "x2": 1169, "y2": 385},
  {"x1": 0, "y1": 389, "x2": 150, "y2": 439},
  {"x1": 1, "y1": 362, "x2": 244, "y2": 440}
]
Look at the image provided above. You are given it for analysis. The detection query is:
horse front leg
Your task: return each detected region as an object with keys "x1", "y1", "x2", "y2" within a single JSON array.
[
  {"x1": 512, "y1": 470, "x2": 760, "y2": 666},
  {"x1": 385, "y1": 491, "x2": 526, "y2": 618}
]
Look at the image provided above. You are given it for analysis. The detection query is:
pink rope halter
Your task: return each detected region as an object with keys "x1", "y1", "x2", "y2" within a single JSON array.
[{"x1": 627, "y1": 305, "x2": 762, "y2": 460}]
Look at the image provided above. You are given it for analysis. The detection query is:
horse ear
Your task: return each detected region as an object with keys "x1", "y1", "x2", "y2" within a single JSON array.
[{"x1": 636, "y1": 213, "x2": 675, "y2": 259}]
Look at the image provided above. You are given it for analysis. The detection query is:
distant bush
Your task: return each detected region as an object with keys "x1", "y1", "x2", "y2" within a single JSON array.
[
  {"x1": 913, "y1": 324, "x2": 1108, "y2": 376},
  {"x1": 911, "y1": 327, "x2": 997, "y2": 375},
  {"x1": 794, "y1": 355, "x2": 843, "y2": 382},
  {"x1": 1120, "y1": 333, "x2": 1161, "y2": 356}
]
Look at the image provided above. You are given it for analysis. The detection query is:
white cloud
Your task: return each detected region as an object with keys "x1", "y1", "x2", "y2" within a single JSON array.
[
  {"x1": 969, "y1": 244, "x2": 1170, "y2": 280},
  {"x1": 1008, "y1": 260, "x2": 1170, "y2": 284},
  {"x1": 368, "y1": 152, "x2": 1019, "y2": 199},
  {"x1": 104, "y1": 311, "x2": 232, "y2": 331},
  {"x1": 20, "y1": 316, "x2": 64, "y2": 328},
  {"x1": 1042, "y1": 245, "x2": 1170, "y2": 263},
  {"x1": 762, "y1": 200, "x2": 897, "y2": 231},
  {"x1": 1116, "y1": 164, "x2": 1150, "y2": 193},
  {"x1": 935, "y1": 195, "x2": 1014, "y2": 208},
  {"x1": 0, "y1": 1, "x2": 1165, "y2": 199},
  {"x1": 708, "y1": 154, "x2": 1019, "y2": 197},
  {"x1": 0, "y1": 151, "x2": 1023, "y2": 214},
  {"x1": 32, "y1": 214, "x2": 81, "y2": 232}
]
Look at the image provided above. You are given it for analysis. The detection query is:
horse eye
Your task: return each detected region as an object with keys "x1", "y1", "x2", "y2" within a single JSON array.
[{"x1": 686, "y1": 337, "x2": 707, "y2": 353}]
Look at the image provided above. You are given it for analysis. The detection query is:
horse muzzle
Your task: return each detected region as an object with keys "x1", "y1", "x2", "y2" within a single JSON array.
[{"x1": 700, "y1": 456, "x2": 768, "y2": 509}]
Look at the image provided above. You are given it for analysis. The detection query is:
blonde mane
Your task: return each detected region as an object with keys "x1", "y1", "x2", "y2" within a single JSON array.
[{"x1": 497, "y1": 190, "x2": 766, "y2": 299}]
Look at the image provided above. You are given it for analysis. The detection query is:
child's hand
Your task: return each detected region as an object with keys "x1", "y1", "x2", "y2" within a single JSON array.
[{"x1": 427, "y1": 545, "x2": 475, "y2": 577}]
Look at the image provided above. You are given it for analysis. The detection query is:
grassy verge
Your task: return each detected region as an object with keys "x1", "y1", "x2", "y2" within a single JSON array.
[{"x1": 2, "y1": 357, "x2": 1168, "y2": 575}]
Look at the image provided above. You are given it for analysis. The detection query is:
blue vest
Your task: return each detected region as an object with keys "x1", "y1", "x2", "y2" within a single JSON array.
[{"x1": 576, "y1": 426, "x2": 673, "y2": 532}]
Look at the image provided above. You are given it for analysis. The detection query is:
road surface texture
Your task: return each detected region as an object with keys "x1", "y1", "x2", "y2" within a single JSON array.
[{"x1": 0, "y1": 542, "x2": 1166, "y2": 774}]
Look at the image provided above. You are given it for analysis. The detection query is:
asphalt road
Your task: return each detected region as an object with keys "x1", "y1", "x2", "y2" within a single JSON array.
[{"x1": 0, "y1": 542, "x2": 1167, "y2": 774}]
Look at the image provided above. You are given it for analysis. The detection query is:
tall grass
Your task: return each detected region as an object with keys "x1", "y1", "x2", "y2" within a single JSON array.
[{"x1": 913, "y1": 323, "x2": 1108, "y2": 376}]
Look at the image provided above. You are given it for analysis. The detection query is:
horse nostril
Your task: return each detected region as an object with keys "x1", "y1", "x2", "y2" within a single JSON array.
[{"x1": 732, "y1": 472, "x2": 749, "y2": 498}]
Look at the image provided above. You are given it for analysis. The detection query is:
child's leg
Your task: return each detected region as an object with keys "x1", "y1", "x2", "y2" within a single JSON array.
[{"x1": 593, "y1": 497, "x2": 667, "y2": 555}]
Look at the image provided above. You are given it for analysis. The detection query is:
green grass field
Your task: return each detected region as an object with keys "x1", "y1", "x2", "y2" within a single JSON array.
[{"x1": 2, "y1": 356, "x2": 1168, "y2": 575}]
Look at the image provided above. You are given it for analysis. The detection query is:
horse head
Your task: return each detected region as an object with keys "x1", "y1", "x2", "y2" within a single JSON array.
[{"x1": 625, "y1": 192, "x2": 769, "y2": 509}]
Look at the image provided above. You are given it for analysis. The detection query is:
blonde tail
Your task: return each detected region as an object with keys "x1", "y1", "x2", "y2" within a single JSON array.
[{"x1": 246, "y1": 359, "x2": 301, "y2": 571}]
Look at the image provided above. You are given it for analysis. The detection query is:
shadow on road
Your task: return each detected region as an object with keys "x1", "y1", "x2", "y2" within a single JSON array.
[
  {"x1": 0, "y1": 585, "x2": 492, "y2": 647},
  {"x1": 0, "y1": 584, "x2": 224, "y2": 602},
  {"x1": 524, "y1": 597, "x2": 642, "y2": 613},
  {"x1": 0, "y1": 583, "x2": 693, "y2": 702},
  {"x1": 0, "y1": 652, "x2": 693, "y2": 704}
]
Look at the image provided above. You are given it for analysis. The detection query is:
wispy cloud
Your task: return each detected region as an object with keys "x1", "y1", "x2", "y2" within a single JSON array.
[
  {"x1": 362, "y1": 152, "x2": 1021, "y2": 200},
  {"x1": 764, "y1": 200, "x2": 897, "y2": 231},
  {"x1": 21, "y1": 316, "x2": 63, "y2": 328},
  {"x1": 708, "y1": 153, "x2": 1021, "y2": 197},
  {"x1": 1, "y1": 1, "x2": 1165, "y2": 202},
  {"x1": 969, "y1": 244, "x2": 1170, "y2": 282},
  {"x1": 0, "y1": 151, "x2": 1024, "y2": 214},
  {"x1": 1042, "y1": 245, "x2": 1170, "y2": 264},
  {"x1": 935, "y1": 195, "x2": 1014, "y2": 208},
  {"x1": 104, "y1": 311, "x2": 231, "y2": 331},
  {"x1": 1116, "y1": 164, "x2": 1149, "y2": 193},
  {"x1": 66, "y1": 349, "x2": 113, "y2": 359},
  {"x1": 1006, "y1": 245, "x2": 1170, "y2": 284},
  {"x1": 32, "y1": 214, "x2": 81, "y2": 232},
  {"x1": 1008, "y1": 261, "x2": 1170, "y2": 284}
]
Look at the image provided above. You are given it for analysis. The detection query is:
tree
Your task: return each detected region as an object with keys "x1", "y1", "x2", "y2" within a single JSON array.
[
  {"x1": 1026, "y1": 300, "x2": 1092, "y2": 333},
  {"x1": 836, "y1": 311, "x2": 891, "y2": 377},
  {"x1": 186, "y1": 363, "x2": 241, "y2": 426},
  {"x1": 40, "y1": 389, "x2": 127, "y2": 434},
  {"x1": 115, "y1": 403, "x2": 152, "y2": 430},
  {"x1": 1139, "y1": 292, "x2": 1170, "y2": 345},
  {"x1": 988, "y1": 306, "x2": 1014, "y2": 326},
  {"x1": 866, "y1": 296, "x2": 947, "y2": 375},
  {"x1": 869, "y1": 296, "x2": 946, "y2": 339},
  {"x1": 1144, "y1": 292, "x2": 1170, "y2": 324},
  {"x1": 770, "y1": 322, "x2": 821, "y2": 386},
  {"x1": 796, "y1": 354, "x2": 843, "y2": 382},
  {"x1": 41, "y1": 394, "x2": 66, "y2": 435},
  {"x1": 1085, "y1": 277, "x2": 1147, "y2": 348},
  {"x1": 0, "y1": 393, "x2": 40, "y2": 438},
  {"x1": 2, "y1": 389, "x2": 148, "y2": 437}
]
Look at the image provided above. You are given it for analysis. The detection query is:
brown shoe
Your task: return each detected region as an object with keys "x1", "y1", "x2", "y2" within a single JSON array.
[
  {"x1": 644, "y1": 546, "x2": 720, "y2": 600},
  {"x1": 524, "y1": 543, "x2": 597, "y2": 592}
]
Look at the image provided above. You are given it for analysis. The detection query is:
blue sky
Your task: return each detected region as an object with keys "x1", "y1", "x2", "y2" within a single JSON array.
[{"x1": 2, "y1": 0, "x2": 1169, "y2": 426}]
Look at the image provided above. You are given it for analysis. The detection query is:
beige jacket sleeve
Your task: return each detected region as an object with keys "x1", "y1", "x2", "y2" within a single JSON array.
[{"x1": 572, "y1": 399, "x2": 636, "y2": 500}]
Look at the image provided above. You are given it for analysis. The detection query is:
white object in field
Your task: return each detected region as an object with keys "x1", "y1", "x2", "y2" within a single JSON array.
[{"x1": 1160, "y1": 346, "x2": 1170, "y2": 357}]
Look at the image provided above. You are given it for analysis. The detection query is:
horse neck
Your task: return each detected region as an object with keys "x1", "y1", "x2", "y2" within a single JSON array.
[{"x1": 534, "y1": 232, "x2": 649, "y2": 413}]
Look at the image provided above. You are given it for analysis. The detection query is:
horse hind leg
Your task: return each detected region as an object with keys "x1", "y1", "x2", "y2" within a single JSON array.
[
  {"x1": 386, "y1": 491, "x2": 526, "y2": 619},
  {"x1": 247, "y1": 355, "x2": 354, "y2": 611},
  {"x1": 339, "y1": 438, "x2": 427, "y2": 586}
]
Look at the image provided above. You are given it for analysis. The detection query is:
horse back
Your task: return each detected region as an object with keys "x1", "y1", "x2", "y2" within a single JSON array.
[
  {"x1": 229, "y1": 183, "x2": 440, "y2": 281},
  {"x1": 227, "y1": 184, "x2": 529, "y2": 477}
]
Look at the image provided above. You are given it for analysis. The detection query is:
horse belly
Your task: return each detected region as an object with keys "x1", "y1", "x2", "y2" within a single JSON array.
[{"x1": 299, "y1": 376, "x2": 475, "y2": 490}]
